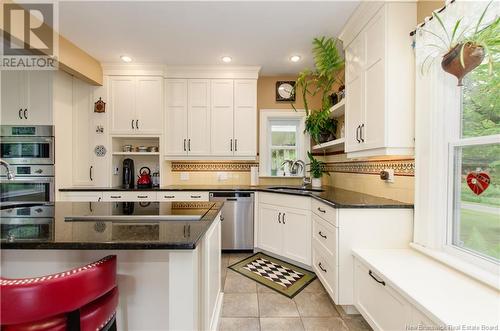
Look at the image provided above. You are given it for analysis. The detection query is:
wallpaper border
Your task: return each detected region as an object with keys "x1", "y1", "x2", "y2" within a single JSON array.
[{"x1": 324, "y1": 159, "x2": 415, "y2": 176}]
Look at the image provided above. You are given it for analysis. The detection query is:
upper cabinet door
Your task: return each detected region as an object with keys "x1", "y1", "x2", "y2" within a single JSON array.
[
  {"x1": 72, "y1": 77, "x2": 95, "y2": 186},
  {"x1": 136, "y1": 77, "x2": 163, "y2": 134},
  {"x1": 110, "y1": 76, "x2": 136, "y2": 133},
  {"x1": 210, "y1": 80, "x2": 234, "y2": 156},
  {"x1": 187, "y1": 79, "x2": 211, "y2": 155},
  {"x1": 233, "y1": 80, "x2": 257, "y2": 156},
  {"x1": 25, "y1": 71, "x2": 52, "y2": 125},
  {"x1": 165, "y1": 79, "x2": 188, "y2": 156},
  {"x1": 1, "y1": 71, "x2": 24, "y2": 124}
]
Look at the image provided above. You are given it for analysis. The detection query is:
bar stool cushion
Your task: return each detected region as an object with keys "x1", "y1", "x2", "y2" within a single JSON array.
[{"x1": 1, "y1": 255, "x2": 117, "y2": 326}]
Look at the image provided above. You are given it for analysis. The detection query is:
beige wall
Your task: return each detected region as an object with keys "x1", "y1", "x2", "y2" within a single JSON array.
[
  {"x1": 417, "y1": 0, "x2": 444, "y2": 23},
  {"x1": 257, "y1": 76, "x2": 322, "y2": 111}
]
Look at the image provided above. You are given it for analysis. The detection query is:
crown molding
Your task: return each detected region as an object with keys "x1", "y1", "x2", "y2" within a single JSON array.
[{"x1": 101, "y1": 63, "x2": 165, "y2": 76}]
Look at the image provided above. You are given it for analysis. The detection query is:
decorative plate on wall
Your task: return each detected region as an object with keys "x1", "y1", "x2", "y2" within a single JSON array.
[{"x1": 276, "y1": 81, "x2": 296, "y2": 102}]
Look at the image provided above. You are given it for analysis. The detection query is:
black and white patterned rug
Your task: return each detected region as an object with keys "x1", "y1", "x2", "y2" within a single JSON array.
[{"x1": 229, "y1": 252, "x2": 316, "y2": 298}]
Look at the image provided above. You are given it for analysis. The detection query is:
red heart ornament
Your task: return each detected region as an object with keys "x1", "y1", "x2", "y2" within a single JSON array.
[{"x1": 466, "y1": 172, "x2": 490, "y2": 195}]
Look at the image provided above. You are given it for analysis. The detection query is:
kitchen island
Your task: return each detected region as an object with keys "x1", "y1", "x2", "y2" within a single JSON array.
[{"x1": 1, "y1": 201, "x2": 224, "y2": 331}]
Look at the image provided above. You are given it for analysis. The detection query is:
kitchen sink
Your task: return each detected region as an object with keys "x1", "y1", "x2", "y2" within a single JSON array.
[{"x1": 267, "y1": 186, "x2": 324, "y2": 194}]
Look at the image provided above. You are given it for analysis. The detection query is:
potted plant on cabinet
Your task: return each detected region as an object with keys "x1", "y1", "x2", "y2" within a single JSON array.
[
  {"x1": 307, "y1": 152, "x2": 329, "y2": 188},
  {"x1": 293, "y1": 37, "x2": 344, "y2": 144},
  {"x1": 421, "y1": 2, "x2": 499, "y2": 86}
]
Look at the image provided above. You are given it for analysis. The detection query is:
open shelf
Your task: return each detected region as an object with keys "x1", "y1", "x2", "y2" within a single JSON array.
[
  {"x1": 312, "y1": 137, "x2": 345, "y2": 152},
  {"x1": 329, "y1": 99, "x2": 345, "y2": 118},
  {"x1": 112, "y1": 152, "x2": 160, "y2": 156}
]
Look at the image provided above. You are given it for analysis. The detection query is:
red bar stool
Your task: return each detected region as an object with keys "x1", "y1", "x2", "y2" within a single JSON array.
[{"x1": 0, "y1": 255, "x2": 118, "y2": 331}]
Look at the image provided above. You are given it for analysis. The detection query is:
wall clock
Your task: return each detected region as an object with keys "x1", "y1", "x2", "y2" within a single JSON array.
[{"x1": 276, "y1": 81, "x2": 296, "y2": 102}]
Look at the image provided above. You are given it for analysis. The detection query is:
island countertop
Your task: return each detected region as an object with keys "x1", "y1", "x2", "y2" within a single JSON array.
[{"x1": 0, "y1": 201, "x2": 223, "y2": 250}]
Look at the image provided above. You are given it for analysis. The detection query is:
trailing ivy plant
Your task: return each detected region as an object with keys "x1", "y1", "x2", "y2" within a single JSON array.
[{"x1": 292, "y1": 37, "x2": 344, "y2": 144}]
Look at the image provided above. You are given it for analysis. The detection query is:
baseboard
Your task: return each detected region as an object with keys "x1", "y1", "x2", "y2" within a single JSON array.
[
  {"x1": 341, "y1": 305, "x2": 360, "y2": 315},
  {"x1": 210, "y1": 292, "x2": 224, "y2": 331}
]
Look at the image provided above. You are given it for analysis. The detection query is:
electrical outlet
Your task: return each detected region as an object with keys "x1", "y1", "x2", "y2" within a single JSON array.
[
  {"x1": 382, "y1": 168, "x2": 395, "y2": 183},
  {"x1": 113, "y1": 166, "x2": 119, "y2": 175}
]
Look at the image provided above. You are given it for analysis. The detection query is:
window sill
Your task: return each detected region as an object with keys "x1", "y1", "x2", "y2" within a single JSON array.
[{"x1": 409, "y1": 242, "x2": 499, "y2": 290}]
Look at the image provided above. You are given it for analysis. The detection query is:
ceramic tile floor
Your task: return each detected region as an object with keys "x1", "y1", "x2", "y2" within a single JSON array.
[{"x1": 220, "y1": 253, "x2": 373, "y2": 331}]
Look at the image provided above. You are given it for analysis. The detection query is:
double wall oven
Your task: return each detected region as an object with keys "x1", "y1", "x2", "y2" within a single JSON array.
[{"x1": 0, "y1": 125, "x2": 55, "y2": 204}]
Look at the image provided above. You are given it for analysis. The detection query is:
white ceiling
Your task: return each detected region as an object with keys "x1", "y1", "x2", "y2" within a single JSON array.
[{"x1": 58, "y1": 1, "x2": 360, "y2": 75}]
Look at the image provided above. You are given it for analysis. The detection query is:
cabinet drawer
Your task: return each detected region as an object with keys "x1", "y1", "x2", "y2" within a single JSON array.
[
  {"x1": 259, "y1": 192, "x2": 310, "y2": 210},
  {"x1": 312, "y1": 214, "x2": 337, "y2": 257},
  {"x1": 312, "y1": 244, "x2": 337, "y2": 300},
  {"x1": 157, "y1": 191, "x2": 209, "y2": 201},
  {"x1": 354, "y1": 259, "x2": 411, "y2": 330},
  {"x1": 59, "y1": 192, "x2": 103, "y2": 202},
  {"x1": 102, "y1": 191, "x2": 157, "y2": 201},
  {"x1": 311, "y1": 199, "x2": 337, "y2": 226}
]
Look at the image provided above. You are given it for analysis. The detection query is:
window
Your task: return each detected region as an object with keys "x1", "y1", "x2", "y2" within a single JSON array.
[
  {"x1": 448, "y1": 63, "x2": 500, "y2": 263},
  {"x1": 269, "y1": 120, "x2": 300, "y2": 176},
  {"x1": 259, "y1": 109, "x2": 309, "y2": 177}
]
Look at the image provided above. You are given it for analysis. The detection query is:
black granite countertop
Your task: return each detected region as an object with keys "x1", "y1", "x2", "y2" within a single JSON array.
[
  {"x1": 0, "y1": 201, "x2": 223, "y2": 250},
  {"x1": 60, "y1": 185, "x2": 413, "y2": 209}
]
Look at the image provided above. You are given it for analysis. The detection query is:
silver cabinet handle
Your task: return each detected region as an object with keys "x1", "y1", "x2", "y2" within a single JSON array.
[
  {"x1": 278, "y1": 212, "x2": 282, "y2": 224},
  {"x1": 369, "y1": 270, "x2": 385, "y2": 286},
  {"x1": 190, "y1": 195, "x2": 201, "y2": 199},
  {"x1": 360, "y1": 124, "x2": 365, "y2": 142},
  {"x1": 131, "y1": 120, "x2": 135, "y2": 129},
  {"x1": 230, "y1": 139, "x2": 233, "y2": 151},
  {"x1": 188, "y1": 139, "x2": 191, "y2": 151},
  {"x1": 183, "y1": 139, "x2": 186, "y2": 152},
  {"x1": 90, "y1": 166, "x2": 93, "y2": 181},
  {"x1": 318, "y1": 262, "x2": 327, "y2": 273},
  {"x1": 317, "y1": 207, "x2": 326, "y2": 213},
  {"x1": 235, "y1": 139, "x2": 238, "y2": 151},
  {"x1": 319, "y1": 231, "x2": 327, "y2": 239},
  {"x1": 136, "y1": 119, "x2": 139, "y2": 130},
  {"x1": 24, "y1": 109, "x2": 28, "y2": 119},
  {"x1": 110, "y1": 195, "x2": 122, "y2": 199},
  {"x1": 18, "y1": 109, "x2": 23, "y2": 119},
  {"x1": 164, "y1": 195, "x2": 175, "y2": 199},
  {"x1": 356, "y1": 125, "x2": 361, "y2": 143},
  {"x1": 137, "y1": 195, "x2": 148, "y2": 199},
  {"x1": 282, "y1": 213, "x2": 285, "y2": 224}
]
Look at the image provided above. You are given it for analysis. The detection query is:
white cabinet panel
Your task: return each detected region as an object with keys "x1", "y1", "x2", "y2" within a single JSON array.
[
  {"x1": 72, "y1": 77, "x2": 95, "y2": 186},
  {"x1": 136, "y1": 77, "x2": 163, "y2": 133},
  {"x1": 59, "y1": 192, "x2": 103, "y2": 202},
  {"x1": 188, "y1": 80, "x2": 211, "y2": 155},
  {"x1": 1, "y1": 71, "x2": 24, "y2": 124},
  {"x1": 363, "y1": 60, "x2": 385, "y2": 150},
  {"x1": 233, "y1": 80, "x2": 257, "y2": 156},
  {"x1": 258, "y1": 204, "x2": 282, "y2": 255},
  {"x1": 165, "y1": 79, "x2": 188, "y2": 156},
  {"x1": 281, "y1": 207, "x2": 311, "y2": 265},
  {"x1": 211, "y1": 80, "x2": 234, "y2": 156},
  {"x1": 110, "y1": 76, "x2": 136, "y2": 133}
]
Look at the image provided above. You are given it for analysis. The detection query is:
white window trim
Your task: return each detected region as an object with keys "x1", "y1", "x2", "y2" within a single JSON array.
[
  {"x1": 259, "y1": 109, "x2": 309, "y2": 177},
  {"x1": 267, "y1": 119, "x2": 301, "y2": 176}
]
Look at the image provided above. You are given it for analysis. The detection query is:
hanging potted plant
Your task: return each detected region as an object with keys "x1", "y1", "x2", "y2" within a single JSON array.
[
  {"x1": 293, "y1": 37, "x2": 344, "y2": 144},
  {"x1": 421, "y1": 2, "x2": 498, "y2": 86},
  {"x1": 307, "y1": 152, "x2": 329, "y2": 188}
]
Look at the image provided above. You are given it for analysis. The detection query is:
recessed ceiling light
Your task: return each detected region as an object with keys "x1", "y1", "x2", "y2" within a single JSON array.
[
  {"x1": 221, "y1": 56, "x2": 232, "y2": 63},
  {"x1": 120, "y1": 55, "x2": 133, "y2": 63},
  {"x1": 290, "y1": 55, "x2": 301, "y2": 62}
]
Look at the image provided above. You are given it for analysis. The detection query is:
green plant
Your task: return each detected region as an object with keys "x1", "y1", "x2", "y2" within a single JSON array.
[
  {"x1": 307, "y1": 151, "x2": 329, "y2": 178},
  {"x1": 421, "y1": 1, "x2": 499, "y2": 73},
  {"x1": 293, "y1": 37, "x2": 344, "y2": 142}
]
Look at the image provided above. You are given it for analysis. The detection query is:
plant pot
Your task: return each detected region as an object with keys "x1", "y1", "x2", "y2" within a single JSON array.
[
  {"x1": 318, "y1": 132, "x2": 335, "y2": 144},
  {"x1": 312, "y1": 177, "x2": 322, "y2": 188},
  {"x1": 441, "y1": 43, "x2": 485, "y2": 86}
]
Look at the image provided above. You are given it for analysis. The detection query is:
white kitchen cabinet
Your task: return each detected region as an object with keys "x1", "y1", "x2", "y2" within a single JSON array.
[
  {"x1": 109, "y1": 76, "x2": 163, "y2": 134},
  {"x1": 257, "y1": 193, "x2": 311, "y2": 266},
  {"x1": 188, "y1": 80, "x2": 211, "y2": 155},
  {"x1": 211, "y1": 80, "x2": 234, "y2": 156},
  {"x1": 165, "y1": 79, "x2": 188, "y2": 156},
  {"x1": 72, "y1": 77, "x2": 96, "y2": 187},
  {"x1": 233, "y1": 80, "x2": 257, "y2": 156},
  {"x1": 59, "y1": 192, "x2": 103, "y2": 202},
  {"x1": 1, "y1": 70, "x2": 52, "y2": 125},
  {"x1": 341, "y1": 2, "x2": 416, "y2": 158}
]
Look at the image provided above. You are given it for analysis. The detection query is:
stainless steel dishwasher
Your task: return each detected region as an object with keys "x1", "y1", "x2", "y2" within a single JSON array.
[{"x1": 209, "y1": 192, "x2": 254, "y2": 250}]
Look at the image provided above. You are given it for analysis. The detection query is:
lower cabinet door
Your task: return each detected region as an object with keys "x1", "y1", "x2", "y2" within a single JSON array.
[
  {"x1": 354, "y1": 259, "x2": 412, "y2": 331},
  {"x1": 258, "y1": 204, "x2": 282, "y2": 255},
  {"x1": 281, "y1": 207, "x2": 311, "y2": 266}
]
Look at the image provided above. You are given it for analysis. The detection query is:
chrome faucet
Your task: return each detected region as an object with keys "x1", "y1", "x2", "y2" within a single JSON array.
[{"x1": 0, "y1": 159, "x2": 15, "y2": 180}]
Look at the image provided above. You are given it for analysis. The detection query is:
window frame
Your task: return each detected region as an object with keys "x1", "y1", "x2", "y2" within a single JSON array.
[
  {"x1": 259, "y1": 109, "x2": 309, "y2": 177},
  {"x1": 267, "y1": 119, "x2": 301, "y2": 176}
]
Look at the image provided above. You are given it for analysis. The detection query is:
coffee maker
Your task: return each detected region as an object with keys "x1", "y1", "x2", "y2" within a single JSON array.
[{"x1": 122, "y1": 158, "x2": 135, "y2": 188}]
